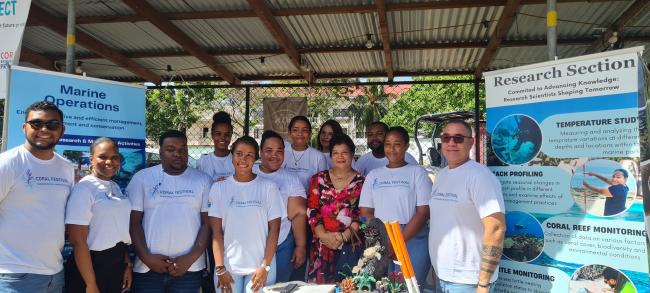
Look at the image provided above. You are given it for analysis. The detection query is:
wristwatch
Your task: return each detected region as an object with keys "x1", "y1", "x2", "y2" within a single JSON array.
[{"x1": 261, "y1": 262, "x2": 271, "y2": 272}]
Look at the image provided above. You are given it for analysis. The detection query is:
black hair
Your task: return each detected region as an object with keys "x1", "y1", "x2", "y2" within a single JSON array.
[
  {"x1": 329, "y1": 133, "x2": 355, "y2": 156},
  {"x1": 231, "y1": 136, "x2": 260, "y2": 160},
  {"x1": 212, "y1": 111, "x2": 233, "y2": 131},
  {"x1": 602, "y1": 267, "x2": 618, "y2": 280},
  {"x1": 288, "y1": 115, "x2": 312, "y2": 132},
  {"x1": 613, "y1": 168, "x2": 629, "y2": 178},
  {"x1": 261, "y1": 130, "x2": 285, "y2": 149},
  {"x1": 25, "y1": 101, "x2": 64, "y2": 122},
  {"x1": 90, "y1": 137, "x2": 119, "y2": 155},
  {"x1": 158, "y1": 130, "x2": 187, "y2": 147},
  {"x1": 446, "y1": 119, "x2": 473, "y2": 137},
  {"x1": 316, "y1": 119, "x2": 344, "y2": 151},
  {"x1": 369, "y1": 121, "x2": 389, "y2": 132},
  {"x1": 386, "y1": 126, "x2": 409, "y2": 144}
]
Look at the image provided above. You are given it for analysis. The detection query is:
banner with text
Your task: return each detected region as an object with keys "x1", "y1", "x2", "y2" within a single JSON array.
[
  {"x1": 485, "y1": 47, "x2": 649, "y2": 293},
  {"x1": 3, "y1": 66, "x2": 146, "y2": 187},
  {"x1": 1, "y1": 0, "x2": 31, "y2": 100}
]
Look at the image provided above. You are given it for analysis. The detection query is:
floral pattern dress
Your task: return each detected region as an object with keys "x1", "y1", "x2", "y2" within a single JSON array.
[{"x1": 307, "y1": 170, "x2": 364, "y2": 284}]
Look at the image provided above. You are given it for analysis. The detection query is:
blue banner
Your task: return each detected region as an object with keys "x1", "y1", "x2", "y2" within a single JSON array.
[
  {"x1": 485, "y1": 48, "x2": 649, "y2": 293},
  {"x1": 4, "y1": 66, "x2": 146, "y2": 187}
]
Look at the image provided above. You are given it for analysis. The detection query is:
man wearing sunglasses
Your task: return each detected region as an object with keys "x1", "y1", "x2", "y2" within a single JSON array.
[
  {"x1": 0, "y1": 101, "x2": 74, "y2": 293},
  {"x1": 428, "y1": 120, "x2": 505, "y2": 293}
]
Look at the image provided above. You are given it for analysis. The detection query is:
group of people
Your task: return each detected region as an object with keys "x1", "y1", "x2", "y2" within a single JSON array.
[{"x1": 0, "y1": 101, "x2": 506, "y2": 293}]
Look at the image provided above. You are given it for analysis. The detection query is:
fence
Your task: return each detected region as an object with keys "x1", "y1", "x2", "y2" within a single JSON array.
[{"x1": 146, "y1": 78, "x2": 485, "y2": 167}]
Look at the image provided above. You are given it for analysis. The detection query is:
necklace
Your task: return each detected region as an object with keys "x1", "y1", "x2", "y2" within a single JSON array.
[
  {"x1": 291, "y1": 147, "x2": 306, "y2": 166},
  {"x1": 330, "y1": 169, "x2": 354, "y2": 181}
]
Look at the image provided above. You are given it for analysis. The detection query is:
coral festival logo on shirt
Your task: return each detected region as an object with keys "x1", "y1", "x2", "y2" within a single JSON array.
[
  {"x1": 372, "y1": 178, "x2": 410, "y2": 189},
  {"x1": 22, "y1": 169, "x2": 70, "y2": 188}
]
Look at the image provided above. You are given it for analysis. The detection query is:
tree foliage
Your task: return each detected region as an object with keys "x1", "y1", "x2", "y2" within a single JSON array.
[
  {"x1": 145, "y1": 83, "x2": 217, "y2": 141},
  {"x1": 382, "y1": 76, "x2": 485, "y2": 135}
]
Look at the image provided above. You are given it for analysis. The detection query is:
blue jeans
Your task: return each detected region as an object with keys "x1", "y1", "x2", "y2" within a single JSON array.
[
  {"x1": 275, "y1": 231, "x2": 295, "y2": 283},
  {"x1": 132, "y1": 270, "x2": 203, "y2": 293},
  {"x1": 215, "y1": 258, "x2": 276, "y2": 293},
  {"x1": 389, "y1": 226, "x2": 430, "y2": 288},
  {"x1": 0, "y1": 270, "x2": 64, "y2": 293},
  {"x1": 435, "y1": 279, "x2": 494, "y2": 293}
]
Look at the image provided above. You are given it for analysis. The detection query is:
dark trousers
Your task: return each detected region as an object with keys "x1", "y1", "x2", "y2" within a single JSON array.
[
  {"x1": 132, "y1": 271, "x2": 202, "y2": 293},
  {"x1": 65, "y1": 242, "x2": 128, "y2": 293}
]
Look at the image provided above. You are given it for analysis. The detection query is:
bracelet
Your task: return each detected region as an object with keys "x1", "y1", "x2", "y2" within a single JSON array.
[
  {"x1": 216, "y1": 269, "x2": 227, "y2": 276},
  {"x1": 477, "y1": 283, "x2": 490, "y2": 288}
]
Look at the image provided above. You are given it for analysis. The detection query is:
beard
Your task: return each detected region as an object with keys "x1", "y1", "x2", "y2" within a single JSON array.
[
  {"x1": 369, "y1": 143, "x2": 384, "y2": 154},
  {"x1": 26, "y1": 137, "x2": 59, "y2": 151}
]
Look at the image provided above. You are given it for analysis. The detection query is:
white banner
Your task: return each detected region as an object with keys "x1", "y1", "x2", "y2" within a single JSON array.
[{"x1": 1, "y1": 0, "x2": 32, "y2": 100}]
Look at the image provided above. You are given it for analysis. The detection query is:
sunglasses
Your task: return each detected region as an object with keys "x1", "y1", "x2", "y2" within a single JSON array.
[
  {"x1": 441, "y1": 134, "x2": 471, "y2": 144},
  {"x1": 26, "y1": 119, "x2": 62, "y2": 131}
]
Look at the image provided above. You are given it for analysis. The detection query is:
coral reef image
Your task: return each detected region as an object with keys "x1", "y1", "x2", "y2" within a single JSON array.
[
  {"x1": 569, "y1": 264, "x2": 637, "y2": 293},
  {"x1": 570, "y1": 159, "x2": 637, "y2": 217},
  {"x1": 503, "y1": 211, "x2": 544, "y2": 262},
  {"x1": 491, "y1": 114, "x2": 542, "y2": 165}
]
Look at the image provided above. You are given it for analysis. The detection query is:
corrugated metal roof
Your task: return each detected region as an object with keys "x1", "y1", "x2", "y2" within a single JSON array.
[
  {"x1": 490, "y1": 45, "x2": 590, "y2": 69},
  {"x1": 172, "y1": 19, "x2": 279, "y2": 49},
  {"x1": 78, "y1": 22, "x2": 182, "y2": 51},
  {"x1": 305, "y1": 51, "x2": 385, "y2": 74},
  {"x1": 279, "y1": 13, "x2": 379, "y2": 48},
  {"x1": 267, "y1": 0, "x2": 373, "y2": 10},
  {"x1": 20, "y1": 1, "x2": 650, "y2": 82},
  {"x1": 390, "y1": 7, "x2": 502, "y2": 43},
  {"x1": 32, "y1": 0, "x2": 132, "y2": 17},
  {"x1": 22, "y1": 26, "x2": 92, "y2": 55},
  {"x1": 506, "y1": 1, "x2": 634, "y2": 40},
  {"x1": 150, "y1": 0, "x2": 250, "y2": 13},
  {"x1": 395, "y1": 48, "x2": 484, "y2": 72}
]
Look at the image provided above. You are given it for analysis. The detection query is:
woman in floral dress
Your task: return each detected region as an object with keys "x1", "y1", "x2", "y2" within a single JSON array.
[{"x1": 307, "y1": 134, "x2": 365, "y2": 284}]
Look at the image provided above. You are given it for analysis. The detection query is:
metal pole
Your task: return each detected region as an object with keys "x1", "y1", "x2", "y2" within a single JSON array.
[
  {"x1": 474, "y1": 79, "x2": 481, "y2": 161},
  {"x1": 65, "y1": 0, "x2": 76, "y2": 73},
  {"x1": 244, "y1": 86, "x2": 251, "y2": 136},
  {"x1": 547, "y1": 0, "x2": 557, "y2": 60}
]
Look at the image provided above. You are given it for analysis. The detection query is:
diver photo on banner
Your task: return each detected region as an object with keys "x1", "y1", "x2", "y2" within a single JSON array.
[
  {"x1": 485, "y1": 47, "x2": 649, "y2": 293},
  {"x1": 3, "y1": 66, "x2": 146, "y2": 188}
]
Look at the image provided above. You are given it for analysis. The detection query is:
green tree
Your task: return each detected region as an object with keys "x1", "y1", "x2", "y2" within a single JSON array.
[
  {"x1": 347, "y1": 82, "x2": 391, "y2": 134},
  {"x1": 145, "y1": 83, "x2": 217, "y2": 142},
  {"x1": 382, "y1": 75, "x2": 485, "y2": 136}
]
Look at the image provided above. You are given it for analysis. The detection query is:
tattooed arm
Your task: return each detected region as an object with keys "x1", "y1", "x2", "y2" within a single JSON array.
[{"x1": 477, "y1": 213, "x2": 506, "y2": 291}]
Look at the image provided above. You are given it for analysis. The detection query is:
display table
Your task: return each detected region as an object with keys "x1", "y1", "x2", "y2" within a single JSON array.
[{"x1": 263, "y1": 281, "x2": 336, "y2": 293}]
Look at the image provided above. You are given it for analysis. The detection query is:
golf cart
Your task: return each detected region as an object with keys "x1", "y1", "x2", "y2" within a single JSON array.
[{"x1": 414, "y1": 110, "x2": 481, "y2": 170}]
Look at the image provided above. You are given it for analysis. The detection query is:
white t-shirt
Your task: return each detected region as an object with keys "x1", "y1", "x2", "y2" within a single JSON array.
[
  {"x1": 126, "y1": 165, "x2": 212, "y2": 273},
  {"x1": 196, "y1": 153, "x2": 234, "y2": 182},
  {"x1": 253, "y1": 165, "x2": 306, "y2": 244},
  {"x1": 428, "y1": 160, "x2": 505, "y2": 284},
  {"x1": 65, "y1": 175, "x2": 131, "y2": 251},
  {"x1": 208, "y1": 176, "x2": 285, "y2": 275},
  {"x1": 354, "y1": 152, "x2": 418, "y2": 176},
  {"x1": 322, "y1": 151, "x2": 332, "y2": 169},
  {"x1": 359, "y1": 164, "x2": 432, "y2": 224},
  {"x1": 282, "y1": 146, "x2": 327, "y2": 189},
  {"x1": 0, "y1": 146, "x2": 74, "y2": 274}
]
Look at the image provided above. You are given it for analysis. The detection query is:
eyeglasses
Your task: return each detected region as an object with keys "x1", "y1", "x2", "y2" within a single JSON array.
[
  {"x1": 26, "y1": 119, "x2": 62, "y2": 131},
  {"x1": 441, "y1": 134, "x2": 472, "y2": 144}
]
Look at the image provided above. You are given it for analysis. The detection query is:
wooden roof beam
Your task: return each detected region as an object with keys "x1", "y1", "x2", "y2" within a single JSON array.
[
  {"x1": 121, "y1": 0, "x2": 240, "y2": 85},
  {"x1": 475, "y1": 0, "x2": 522, "y2": 78},
  {"x1": 37, "y1": 0, "x2": 624, "y2": 25},
  {"x1": 19, "y1": 47, "x2": 57, "y2": 71},
  {"x1": 28, "y1": 5, "x2": 161, "y2": 84},
  {"x1": 246, "y1": 0, "x2": 313, "y2": 83},
  {"x1": 584, "y1": 0, "x2": 650, "y2": 54},
  {"x1": 376, "y1": 0, "x2": 394, "y2": 81}
]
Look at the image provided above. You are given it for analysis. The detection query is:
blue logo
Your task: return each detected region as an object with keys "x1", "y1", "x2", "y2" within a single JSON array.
[{"x1": 22, "y1": 169, "x2": 34, "y2": 188}]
